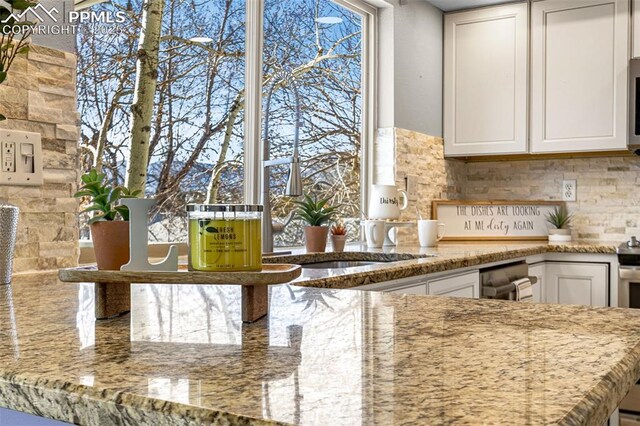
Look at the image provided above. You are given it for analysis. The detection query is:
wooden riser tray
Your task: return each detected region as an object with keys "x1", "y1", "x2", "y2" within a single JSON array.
[
  {"x1": 58, "y1": 264, "x2": 301, "y2": 285},
  {"x1": 58, "y1": 264, "x2": 301, "y2": 322}
]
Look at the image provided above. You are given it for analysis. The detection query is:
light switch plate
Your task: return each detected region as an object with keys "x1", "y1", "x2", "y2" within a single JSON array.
[
  {"x1": 562, "y1": 180, "x2": 577, "y2": 202},
  {"x1": 0, "y1": 129, "x2": 43, "y2": 186},
  {"x1": 406, "y1": 175, "x2": 419, "y2": 201}
]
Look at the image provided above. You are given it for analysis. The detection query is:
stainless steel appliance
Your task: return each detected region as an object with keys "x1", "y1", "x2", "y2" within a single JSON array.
[
  {"x1": 630, "y1": 60, "x2": 640, "y2": 154},
  {"x1": 618, "y1": 237, "x2": 640, "y2": 424},
  {"x1": 617, "y1": 237, "x2": 640, "y2": 308},
  {"x1": 480, "y1": 262, "x2": 537, "y2": 300}
]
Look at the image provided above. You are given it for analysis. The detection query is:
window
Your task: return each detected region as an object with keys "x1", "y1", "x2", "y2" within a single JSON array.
[
  {"x1": 76, "y1": 0, "x2": 375, "y2": 245},
  {"x1": 262, "y1": 0, "x2": 368, "y2": 247},
  {"x1": 77, "y1": 0, "x2": 246, "y2": 241}
]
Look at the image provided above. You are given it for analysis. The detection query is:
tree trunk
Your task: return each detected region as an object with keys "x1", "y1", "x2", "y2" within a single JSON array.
[
  {"x1": 125, "y1": 0, "x2": 165, "y2": 194},
  {"x1": 206, "y1": 97, "x2": 241, "y2": 203}
]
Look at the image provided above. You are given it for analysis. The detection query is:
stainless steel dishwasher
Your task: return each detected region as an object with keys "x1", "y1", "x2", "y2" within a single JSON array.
[{"x1": 480, "y1": 262, "x2": 537, "y2": 301}]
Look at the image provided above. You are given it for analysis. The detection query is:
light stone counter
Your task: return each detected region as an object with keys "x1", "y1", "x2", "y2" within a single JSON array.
[
  {"x1": 264, "y1": 240, "x2": 619, "y2": 289},
  {"x1": 0, "y1": 241, "x2": 635, "y2": 426}
]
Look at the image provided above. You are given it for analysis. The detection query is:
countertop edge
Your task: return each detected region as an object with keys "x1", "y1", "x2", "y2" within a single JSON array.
[
  {"x1": 0, "y1": 373, "x2": 288, "y2": 426},
  {"x1": 293, "y1": 243, "x2": 618, "y2": 290},
  {"x1": 562, "y1": 341, "x2": 640, "y2": 425}
]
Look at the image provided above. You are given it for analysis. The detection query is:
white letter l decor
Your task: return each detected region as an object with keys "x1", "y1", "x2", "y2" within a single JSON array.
[{"x1": 119, "y1": 198, "x2": 179, "y2": 272}]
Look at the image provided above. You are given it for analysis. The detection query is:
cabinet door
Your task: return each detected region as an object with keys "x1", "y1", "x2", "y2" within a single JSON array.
[
  {"x1": 528, "y1": 262, "x2": 546, "y2": 303},
  {"x1": 545, "y1": 262, "x2": 609, "y2": 307},
  {"x1": 427, "y1": 271, "x2": 480, "y2": 299},
  {"x1": 531, "y1": 0, "x2": 628, "y2": 153},
  {"x1": 386, "y1": 284, "x2": 427, "y2": 295},
  {"x1": 443, "y1": 3, "x2": 528, "y2": 156}
]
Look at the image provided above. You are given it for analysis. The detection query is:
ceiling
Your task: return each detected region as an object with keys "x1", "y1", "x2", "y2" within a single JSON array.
[{"x1": 425, "y1": 0, "x2": 516, "y2": 12}]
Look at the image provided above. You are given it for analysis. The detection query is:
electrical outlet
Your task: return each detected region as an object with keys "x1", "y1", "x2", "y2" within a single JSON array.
[
  {"x1": 2, "y1": 160, "x2": 14, "y2": 173},
  {"x1": 562, "y1": 180, "x2": 577, "y2": 202},
  {"x1": 0, "y1": 130, "x2": 42, "y2": 186},
  {"x1": 3, "y1": 141, "x2": 15, "y2": 155},
  {"x1": 2, "y1": 141, "x2": 15, "y2": 173}
]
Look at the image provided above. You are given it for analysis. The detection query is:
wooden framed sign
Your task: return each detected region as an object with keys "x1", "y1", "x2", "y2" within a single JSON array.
[{"x1": 431, "y1": 200, "x2": 564, "y2": 241}]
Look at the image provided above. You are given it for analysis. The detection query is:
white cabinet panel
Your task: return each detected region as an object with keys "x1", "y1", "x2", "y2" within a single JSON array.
[
  {"x1": 387, "y1": 284, "x2": 427, "y2": 295},
  {"x1": 531, "y1": 0, "x2": 628, "y2": 153},
  {"x1": 545, "y1": 262, "x2": 609, "y2": 307},
  {"x1": 427, "y1": 271, "x2": 480, "y2": 299},
  {"x1": 634, "y1": 0, "x2": 640, "y2": 58},
  {"x1": 444, "y1": 3, "x2": 528, "y2": 156},
  {"x1": 528, "y1": 262, "x2": 545, "y2": 303}
]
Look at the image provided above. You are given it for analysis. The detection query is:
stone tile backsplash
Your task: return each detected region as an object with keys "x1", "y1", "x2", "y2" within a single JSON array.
[
  {"x1": 0, "y1": 45, "x2": 79, "y2": 272},
  {"x1": 389, "y1": 127, "x2": 640, "y2": 242},
  {"x1": 377, "y1": 128, "x2": 464, "y2": 243},
  {"x1": 464, "y1": 156, "x2": 640, "y2": 241}
]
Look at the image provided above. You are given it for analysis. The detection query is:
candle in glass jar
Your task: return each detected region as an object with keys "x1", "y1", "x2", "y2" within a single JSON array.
[{"x1": 187, "y1": 204, "x2": 262, "y2": 272}]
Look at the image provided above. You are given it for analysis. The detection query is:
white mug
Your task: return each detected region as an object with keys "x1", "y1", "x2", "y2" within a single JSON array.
[
  {"x1": 365, "y1": 220, "x2": 385, "y2": 248},
  {"x1": 418, "y1": 220, "x2": 445, "y2": 247},
  {"x1": 368, "y1": 184, "x2": 408, "y2": 220}
]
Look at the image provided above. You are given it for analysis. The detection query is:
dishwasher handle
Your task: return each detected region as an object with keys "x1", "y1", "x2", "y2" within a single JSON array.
[
  {"x1": 482, "y1": 276, "x2": 538, "y2": 298},
  {"x1": 620, "y1": 266, "x2": 640, "y2": 281}
]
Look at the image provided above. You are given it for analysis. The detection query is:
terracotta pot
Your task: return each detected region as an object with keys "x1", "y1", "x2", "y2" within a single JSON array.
[
  {"x1": 331, "y1": 234, "x2": 347, "y2": 253},
  {"x1": 304, "y1": 226, "x2": 329, "y2": 253},
  {"x1": 91, "y1": 221, "x2": 130, "y2": 270}
]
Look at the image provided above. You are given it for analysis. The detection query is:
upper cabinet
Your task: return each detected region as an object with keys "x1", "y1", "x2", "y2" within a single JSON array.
[
  {"x1": 444, "y1": 3, "x2": 529, "y2": 156},
  {"x1": 530, "y1": 0, "x2": 628, "y2": 153},
  {"x1": 443, "y1": 0, "x2": 629, "y2": 157}
]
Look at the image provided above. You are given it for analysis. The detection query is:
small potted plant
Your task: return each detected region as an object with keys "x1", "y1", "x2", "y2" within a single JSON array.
[
  {"x1": 293, "y1": 194, "x2": 337, "y2": 253},
  {"x1": 74, "y1": 169, "x2": 141, "y2": 270},
  {"x1": 546, "y1": 205, "x2": 573, "y2": 243},
  {"x1": 330, "y1": 222, "x2": 348, "y2": 253}
]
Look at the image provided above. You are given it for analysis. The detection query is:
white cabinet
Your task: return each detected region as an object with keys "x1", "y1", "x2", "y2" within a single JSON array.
[
  {"x1": 359, "y1": 270, "x2": 479, "y2": 299},
  {"x1": 634, "y1": 0, "x2": 640, "y2": 58},
  {"x1": 427, "y1": 271, "x2": 480, "y2": 298},
  {"x1": 443, "y1": 3, "x2": 529, "y2": 156},
  {"x1": 387, "y1": 283, "x2": 427, "y2": 295},
  {"x1": 530, "y1": 0, "x2": 628, "y2": 153},
  {"x1": 545, "y1": 262, "x2": 609, "y2": 307},
  {"x1": 528, "y1": 262, "x2": 545, "y2": 303}
]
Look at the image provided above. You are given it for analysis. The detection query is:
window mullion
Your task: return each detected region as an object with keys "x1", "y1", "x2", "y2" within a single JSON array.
[{"x1": 243, "y1": 0, "x2": 264, "y2": 205}]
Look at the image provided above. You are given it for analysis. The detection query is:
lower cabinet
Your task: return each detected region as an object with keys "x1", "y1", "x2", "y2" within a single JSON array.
[
  {"x1": 528, "y1": 262, "x2": 545, "y2": 304},
  {"x1": 369, "y1": 270, "x2": 480, "y2": 299},
  {"x1": 427, "y1": 271, "x2": 480, "y2": 298},
  {"x1": 386, "y1": 283, "x2": 427, "y2": 295},
  {"x1": 363, "y1": 259, "x2": 611, "y2": 307},
  {"x1": 544, "y1": 262, "x2": 609, "y2": 307}
]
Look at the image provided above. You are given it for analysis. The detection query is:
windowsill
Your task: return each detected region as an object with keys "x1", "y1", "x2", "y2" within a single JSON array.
[{"x1": 78, "y1": 240, "x2": 366, "y2": 264}]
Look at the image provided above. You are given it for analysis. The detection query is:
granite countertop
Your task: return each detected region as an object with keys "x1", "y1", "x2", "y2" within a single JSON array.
[
  {"x1": 263, "y1": 240, "x2": 620, "y2": 289},
  {"x1": 2, "y1": 270, "x2": 640, "y2": 425},
  {"x1": 1, "y1": 241, "x2": 635, "y2": 426}
]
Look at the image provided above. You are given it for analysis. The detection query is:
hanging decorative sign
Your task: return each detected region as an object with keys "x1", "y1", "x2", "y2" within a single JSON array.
[{"x1": 431, "y1": 200, "x2": 564, "y2": 241}]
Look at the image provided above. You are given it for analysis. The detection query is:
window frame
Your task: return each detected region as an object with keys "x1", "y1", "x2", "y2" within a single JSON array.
[{"x1": 243, "y1": 0, "x2": 378, "y2": 236}]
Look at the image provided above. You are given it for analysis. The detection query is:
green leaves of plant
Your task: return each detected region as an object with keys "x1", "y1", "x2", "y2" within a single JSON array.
[
  {"x1": 545, "y1": 205, "x2": 573, "y2": 229},
  {"x1": 293, "y1": 193, "x2": 338, "y2": 226},
  {"x1": 74, "y1": 168, "x2": 142, "y2": 223}
]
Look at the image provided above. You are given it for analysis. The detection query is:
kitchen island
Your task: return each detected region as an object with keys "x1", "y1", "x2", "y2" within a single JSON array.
[{"x1": 1, "y1": 240, "x2": 640, "y2": 425}]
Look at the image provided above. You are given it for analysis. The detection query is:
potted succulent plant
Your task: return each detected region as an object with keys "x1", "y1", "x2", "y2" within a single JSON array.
[
  {"x1": 330, "y1": 222, "x2": 347, "y2": 253},
  {"x1": 293, "y1": 194, "x2": 338, "y2": 253},
  {"x1": 546, "y1": 205, "x2": 573, "y2": 243},
  {"x1": 74, "y1": 169, "x2": 141, "y2": 270}
]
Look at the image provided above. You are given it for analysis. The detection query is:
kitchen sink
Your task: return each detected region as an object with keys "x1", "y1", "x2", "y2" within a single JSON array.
[{"x1": 301, "y1": 260, "x2": 387, "y2": 269}]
